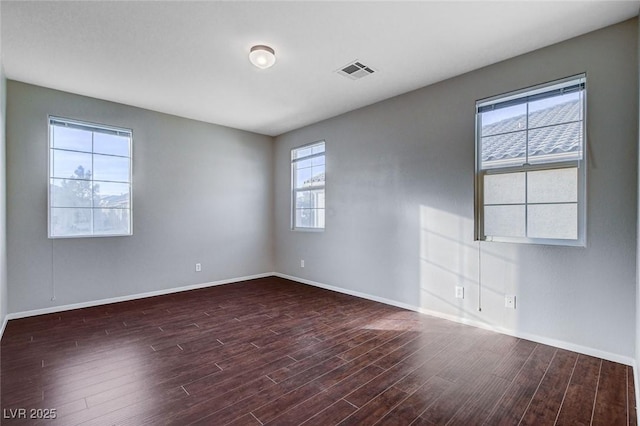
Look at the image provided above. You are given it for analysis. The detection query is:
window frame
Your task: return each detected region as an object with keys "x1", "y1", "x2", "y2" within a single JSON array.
[
  {"x1": 474, "y1": 74, "x2": 587, "y2": 247},
  {"x1": 291, "y1": 140, "x2": 326, "y2": 231},
  {"x1": 48, "y1": 115, "x2": 133, "y2": 239}
]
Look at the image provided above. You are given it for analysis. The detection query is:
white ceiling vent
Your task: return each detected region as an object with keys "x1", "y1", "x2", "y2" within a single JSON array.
[{"x1": 336, "y1": 60, "x2": 376, "y2": 80}]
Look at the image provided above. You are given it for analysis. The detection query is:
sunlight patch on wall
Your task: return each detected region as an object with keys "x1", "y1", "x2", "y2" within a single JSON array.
[{"x1": 419, "y1": 205, "x2": 519, "y2": 329}]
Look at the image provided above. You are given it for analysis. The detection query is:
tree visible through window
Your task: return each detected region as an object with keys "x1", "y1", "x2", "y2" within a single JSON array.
[
  {"x1": 292, "y1": 141, "x2": 325, "y2": 230},
  {"x1": 475, "y1": 75, "x2": 586, "y2": 246},
  {"x1": 49, "y1": 117, "x2": 132, "y2": 238}
]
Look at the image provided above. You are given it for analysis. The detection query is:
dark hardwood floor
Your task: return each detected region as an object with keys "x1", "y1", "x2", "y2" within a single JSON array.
[{"x1": 1, "y1": 276, "x2": 636, "y2": 425}]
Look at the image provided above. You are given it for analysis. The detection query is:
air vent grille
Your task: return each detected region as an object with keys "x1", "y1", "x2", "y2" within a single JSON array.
[{"x1": 336, "y1": 60, "x2": 376, "y2": 80}]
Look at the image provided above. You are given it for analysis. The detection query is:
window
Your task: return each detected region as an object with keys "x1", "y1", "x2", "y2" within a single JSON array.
[
  {"x1": 292, "y1": 141, "x2": 325, "y2": 230},
  {"x1": 475, "y1": 75, "x2": 586, "y2": 246},
  {"x1": 48, "y1": 117, "x2": 132, "y2": 238}
]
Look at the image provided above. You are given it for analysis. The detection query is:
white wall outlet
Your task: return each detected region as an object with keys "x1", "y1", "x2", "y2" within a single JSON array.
[
  {"x1": 505, "y1": 295, "x2": 516, "y2": 309},
  {"x1": 195, "y1": 263, "x2": 202, "y2": 272},
  {"x1": 300, "y1": 259, "x2": 305, "y2": 268},
  {"x1": 455, "y1": 286, "x2": 464, "y2": 299}
]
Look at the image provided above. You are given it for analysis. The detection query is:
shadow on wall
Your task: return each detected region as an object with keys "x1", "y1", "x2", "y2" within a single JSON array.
[{"x1": 418, "y1": 205, "x2": 520, "y2": 331}]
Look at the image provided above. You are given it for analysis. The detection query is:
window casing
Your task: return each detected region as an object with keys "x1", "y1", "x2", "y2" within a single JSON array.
[
  {"x1": 48, "y1": 117, "x2": 132, "y2": 238},
  {"x1": 291, "y1": 141, "x2": 325, "y2": 230},
  {"x1": 475, "y1": 75, "x2": 586, "y2": 246}
]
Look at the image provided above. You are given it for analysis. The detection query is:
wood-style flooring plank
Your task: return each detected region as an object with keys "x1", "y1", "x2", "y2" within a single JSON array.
[
  {"x1": 483, "y1": 344, "x2": 557, "y2": 425},
  {"x1": 519, "y1": 349, "x2": 578, "y2": 425},
  {"x1": 629, "y1": 365, "x2": 638, "y2": 426},
  {"x1": 376, "y1": 376, "x2": 453, "y2": 425},
  {"x1": 337, "y1": 385, "x2": 408, "y2": 425},
  {"x1": 555, "y1": 354, "x2": 601, "y2": 426},
  {"x1": 300, "y1": 399, "x2": 358, "y2": 426},
  {"x1": 592, "y1": 360, "x2": 628, "y2": 426}
]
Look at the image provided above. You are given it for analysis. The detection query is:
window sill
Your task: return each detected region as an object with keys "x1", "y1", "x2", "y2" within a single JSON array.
[
  {"x1": 479, "y1": 235, "x2": 585, "y2": 247},
  {"x1": 291, "y1": 227, "x2": 325, "y2": 233}
]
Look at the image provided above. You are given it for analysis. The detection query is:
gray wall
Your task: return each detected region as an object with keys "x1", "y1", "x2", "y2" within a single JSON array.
[
  {"x1": 0, "y1": 2, "x2": 6, "y2": 329},
  {"x1": 636, "y1": 14, "x2": 640, "y2": 403},
  {"x1": 7, "y1": 82, "x2": 274, "y2": 313},
  {"x1": 275, "y1": 19, "x2": 638, "y2": 360}
]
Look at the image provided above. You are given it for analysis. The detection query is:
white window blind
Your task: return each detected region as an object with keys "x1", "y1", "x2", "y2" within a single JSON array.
[{"x1": 475, "y1": 75, "x2": 586, "y2": 246}]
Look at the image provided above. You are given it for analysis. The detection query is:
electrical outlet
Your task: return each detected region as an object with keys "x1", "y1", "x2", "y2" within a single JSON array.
[
  {"x1": 195, "y1": 263, "x2": 202, "y2": 272},
  {"x1": 300, "y1": 260, "x2": 305, "y2": 268},
  {"x1": 455, "y1": 286, "x2": 464, "y2": 299},
  {"x1": 505, "y1": 295, "x2": 516, "y2": 309}
]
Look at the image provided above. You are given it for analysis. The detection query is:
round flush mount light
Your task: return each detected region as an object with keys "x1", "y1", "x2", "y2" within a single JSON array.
[{"x1": 249, "y1": 45, "x2": 276, "y2": 69}]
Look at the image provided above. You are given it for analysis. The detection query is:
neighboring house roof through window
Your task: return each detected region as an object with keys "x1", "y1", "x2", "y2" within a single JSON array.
[{"x1": 481, "y1": 100, "x2": 581, "y2": 166}]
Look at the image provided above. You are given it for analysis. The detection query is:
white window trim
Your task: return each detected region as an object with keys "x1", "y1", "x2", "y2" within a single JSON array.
[
  {"x1": 474, "y1": 75, "x2": 587, "y2": 247},
  {"x1": 291, "y1": 140, "x2": 325, "y2": 231},
  {"x1": 48, "y1": 116, "x2": 133, "y2": 239}
]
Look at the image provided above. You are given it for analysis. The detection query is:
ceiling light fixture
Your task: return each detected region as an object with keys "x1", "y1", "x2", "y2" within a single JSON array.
[{"x1": 249, "y1": 45, "x2": 276, "y2": 69}]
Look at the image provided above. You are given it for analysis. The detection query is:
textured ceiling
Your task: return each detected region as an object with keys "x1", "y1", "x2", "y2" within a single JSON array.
[{"x1": 2, "y1": 1, "x2": 638, "y2": 136}]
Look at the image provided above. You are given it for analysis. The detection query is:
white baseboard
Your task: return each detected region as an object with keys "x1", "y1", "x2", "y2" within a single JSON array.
[
  {"x1": 274, "y1": 272, "x2": 635, "y2": 367},
  {"x1": 6, "y1": 272, "x2": 273, "y2": 321},
  {"x1": 273, "y1": 272, "x2": 420, "y2": 312}
]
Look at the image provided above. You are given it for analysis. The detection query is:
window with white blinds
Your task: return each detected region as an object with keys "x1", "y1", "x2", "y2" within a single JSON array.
[{"x1": 475, "y1": 75, "x2": 586, "y2": 246}]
